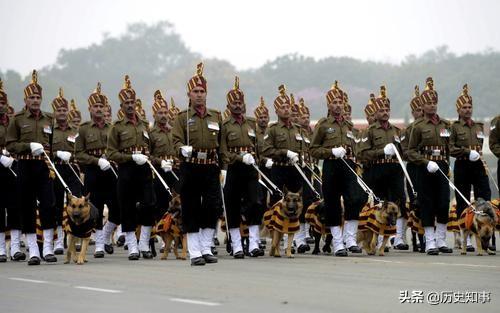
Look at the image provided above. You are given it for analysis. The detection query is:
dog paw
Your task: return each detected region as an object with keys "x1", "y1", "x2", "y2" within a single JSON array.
[
  {"x1": 274, "y1": 254, "x2": 281, "y2": 258},
  {"x1": 64, "y1": 260, "x2": 70, "y2": 264},
  {"x1": 477, "y1": 253, "x2": 483, "y2": 256},
  {"x1": 161, "y1": 256, "x2": 167, "y2": 260},
  {"x1": 378, "y1": 252, "x2": 385, "y2": 256},
  {"x1": 287, "y1": 254, "x2": 294, "y2": 258},
  {"x1": 461, "y1": 252, "x2": 467, "y2": 255}
]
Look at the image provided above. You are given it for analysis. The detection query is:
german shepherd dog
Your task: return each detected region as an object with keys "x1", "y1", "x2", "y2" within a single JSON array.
[
  {"x1": 357, "y1": 201, "x2": 400, "y2": 256},
  {"x1": 268, "y1": 187, "x2": 303, "y2": 258},
  {"x1": 157, "y1": 193, "x2": 187, "y2": 260},
  {"x1": 304, "y1": 200, "x2": 333, "y2": 255},
  {"x1": 460, "y1": 198, "x2": 498, "y2": 256},
  {"x1": 64, "y1": 194, "x2": 98, "y2": 265}
]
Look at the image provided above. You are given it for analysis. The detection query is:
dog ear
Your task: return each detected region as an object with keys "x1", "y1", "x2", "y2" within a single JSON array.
[
  {"x1": 66, "y1": 192, "x2": 73, "y2": 205},
  {"x1": 283, "y1": 185, "x2": 288, "y2": 195},
  {"x1": 297, "y1": 187, "x2": 303, "y2": 196},
  {"x1": 84, "y1": 193, "x2": 91, "y2": 202}
]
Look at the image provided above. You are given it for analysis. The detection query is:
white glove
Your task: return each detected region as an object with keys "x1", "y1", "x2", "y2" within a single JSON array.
[
  {"x1": 286, "y1": 150, "x2": 299, "y2": 164},
  {"x1": 426, "y1": 161, "x2": 439, "y2": 173},
  {"x1": 383, "y1": 144, "x2": 395, "y2": 156},
  {"x1": 0, "y1": 155, "x2": 14, "y2": 168},
  {"x1": 265, "y1": 158, "x2": 273, "y2": 169},
  {"x1": 56, "y1": 150, "x2": 72, "y2": 162},
  {"x1": 220, "y1": 170, "x2": 227, "y2": 188},
  {"x1": 30, "y1": 142, "x2": 44, "y2": 156},
  {"x1": 242, "y1": 153, "x2": 255, "y2": 165},
  {"x1": 132, "y1": 153, "x2": 148, "y2": 165},
  {"x1": 180, "y1": 145, "x2": 193, "y2": 158},
  {"x1": 469, "y1": 150, "x2": 480, "y2": 162},
  {"x1": 331, "y1": 147, "x2": 346, "y2": 158},
  {"x1": 98, "y1": 158, "x2": 111, "y2": 171},
  {"x1": 161, "y1": 159, "x2": 173, "y2": 172}
]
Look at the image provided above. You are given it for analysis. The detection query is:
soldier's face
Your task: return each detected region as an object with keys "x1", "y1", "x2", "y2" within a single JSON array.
[
  {"x1": 366, "y1": 114, "x2": 376, "y2": 125},
  {"x1": 71, "y1": 116, "x2": 81, "y2": 127},
  {"x1": 328, "y1": 98, "x2": 343, "y2": 115},
  {"x1": 299, "y1": 113, "x2": 310, "y2": 128},
  {"x1": 154, "y1": 107, "x2": 168, "y2": 124},
  {"x1": 291, "y1": 110, "x2": 299, "y2": 123},
  {"x1": 422, "y1": 100, "x2": 437, "y2": 115},
  {"x1": 188, "y1": 87, "x2": 207, "y2": 108},
  {"x1": 55, "y1": 106, "x2": 69, "y2": 123},
  {"x1": 375, "y1": 107, "x2": 390, "y2": 122},
  {"x1": 25, "y1": 94, "x2": 42, "y2": 112},
  {"x1": 121, "y1": 99, "x2": 136, "y2": 115},
  {"x1": 0, "y1": 99, "x2": 7, "y2": 114},
  {"x1": 343, "y1": 111, "x2": 352, "y2": 122},
  {"x1": 276, "y1": 103, "x2": 291, "y2": 119},
  {"x1": 228, "y1": 99, "x2": 244, "y2": 115},
  {"x1": 90, "y1": 102, "x2": 105, "y2": 119},
  {"x1": 257, "y1": 114, "x2": 269, "y2": 128},
  {"x1": 412, "y1": 107, "x2": 423, "y2": 119},
  {"x1": 458, "y1": 102, "x2": 472, "y2": 119}
]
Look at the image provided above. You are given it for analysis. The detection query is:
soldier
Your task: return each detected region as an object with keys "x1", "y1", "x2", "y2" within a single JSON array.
[
  {"x1": 407, "y1": 77, "x2": 453, "y2": 255},
  {"x1": 76, "y1": 82, "x2": 119, "y2": 258},
  {"x1": 359, "y1": 86, "x2": 406, "y2": 249},
  {"x1": 172, "y1": 63, "x2": 222, "y2": 266},
  {"x1": 104, "y1": 102, "x2": 113, "y2": 124},
  {"x1": 491, "y1": 115, "x2": 500, "y2": 186},
  {"x1": 0, "y1": 79, "x2": 23, "y2": 262},
  {"x1": 310, "y1": 82, "x2": 367, "y2": 256},
  {"x1": 359, "y1": 95, "x2": 378, "y2": 187},
  {"x1": 220, "y1": 77, "x2": 263, "y2": 258},
  {"x1": 108, "y1": 75, "x2": 156, "y2": 260},
  {"x1": 50, "y1": 88, "x2": 82, "y2": 255},
  {"x1": 450, "y1": 84, "x2": 491, "y2": 251},
  {"x1": 6, "y1": 70, "x2": 57, "y2": 265},
  {"x1": 254, "y1": 97, "x2": 273, "y2": 185},
  {"x1": 68, "y1": 99, "x2": 82, "y2": 129}
]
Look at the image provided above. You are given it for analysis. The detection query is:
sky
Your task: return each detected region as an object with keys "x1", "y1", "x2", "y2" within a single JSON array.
[{"x1": 1, "y1": 0, "x2": 500, "y2": 75}]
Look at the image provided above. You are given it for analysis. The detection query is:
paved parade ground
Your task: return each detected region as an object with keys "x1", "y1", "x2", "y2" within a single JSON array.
[{"x1": 1, "y1": 238, "x2": 498, "y2": 313}]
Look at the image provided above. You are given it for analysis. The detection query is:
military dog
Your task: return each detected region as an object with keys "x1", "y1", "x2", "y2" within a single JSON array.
[
  {"x1": 264, "y1": 187, "x2": 303, "y2": 258},
  {"x1": 304, "y1": 200, "x2": 333, "y2": 255},
  {"x1": 157, "y1": 193, "x2": 187, "y2": 260},
  {"x1": 357, "y1": 201, "x2": 400, "y2": 256},
  {"x1": 460, "y1": 198, "x2": 498, "y2": 256},
  {"x1": 64, "y1": 193, "x2": 98, "y2": 265}
]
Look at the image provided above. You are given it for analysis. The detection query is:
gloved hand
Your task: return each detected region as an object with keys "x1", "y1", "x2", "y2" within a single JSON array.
[
  {"x1": 98, "y1": 158, "x2": 111, "y2": 171},
  {"x1": 56, "y1": 150, "x2": 72, "y2": 162},
  {"x1": 286, "y1": 150, "x2": 299, "y2": 164},
  {"x1": 30, "y1": 142, "x2": 44, "y2": 156},
  {"x1": 383, "y1": 144, "x2": 395, "y2": 156},
  {"x1": 331, "y1": 147, "x2": 346, "y2": 158},
  {"x1": 265, "y1": 158, "x2": 273, "y2": 169},
  {"x1": 161, "y1": 159, "x2": 173, "y2": 172},
  {"x1": 242, "y1": 153, "x2": 255, "y2": 165},
  {"x1": 0, "y1": 155, "x2": 14, "y2": 168},
  {"x1": 220, "y1": 170, "x2": 227, "y2": 187},
  {"x1": 469, "y1": 150, "x2": 480, "y2": 162},
  {"x1": 426, "y1": 161, "x2": 439, "y2": 173},
  {"x1": 132, "y1": 154, "x2": 148, "y2": 165},
  {"x1": 180, "y1": 145, "x2": 193, "y2": 158}
]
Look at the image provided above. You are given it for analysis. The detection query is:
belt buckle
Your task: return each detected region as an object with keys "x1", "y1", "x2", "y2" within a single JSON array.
[
  {"x1": 431, "y1": 149, "x2": 441, "y2": 156},
  {"x1": 197, "y1": 152, "x2": 207, "y2": 160}
]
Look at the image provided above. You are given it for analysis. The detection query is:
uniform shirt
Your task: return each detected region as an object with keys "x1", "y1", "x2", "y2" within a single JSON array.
[
  {"x1": 301, "y1": 126, "x2": 313, "y2": 164},
  {"x1": 256, "y1": 126, "x2": 269, "y2": 167},
  {"x1": 220, "y1": 115, "x2": 257, "y2": 169},
  {"x1": 75, "y1": 120, "x2": 111, "y2": 165},
  {"x1": 309, "y1": 116, "x2": 356, "y2": 160},
  {"x1": 107, "y1": 113, "x2": 151, "y2": 164},
  {"x1": 358, "y1": 121, "x2": 401, "y2": 162},
  {"x1": 52, "y1": 123, "x2": 78, "y2": 161},
  {"x1": 261, "y1": 120, "x2": 305, "y2": 163},
  {"x1": 400, "y1": 118, "x2": 422, "y2": 161},
  {"x1": 149, "y1": 124, "x2": 176, "y2": 166},
  {"x1": 489, "y1": 115, "x2": 500, "y2": 158},
  {"x1": 0, "y1": 114, "x2": 9, "y2": 150},
  {"x1": 6, "y1": 109, "x2": 53, "y2": 155},
  {"x1": 407, "y1": 116, "x2": 451, "y2": 165},
  {"x1": 449, "y1": 118, "x2": 485, "y2": 158}
]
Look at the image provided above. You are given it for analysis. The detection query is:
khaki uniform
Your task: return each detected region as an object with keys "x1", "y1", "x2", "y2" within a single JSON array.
[{"x1": 490, "y1": 115, "x2": 500, "y2": 185}]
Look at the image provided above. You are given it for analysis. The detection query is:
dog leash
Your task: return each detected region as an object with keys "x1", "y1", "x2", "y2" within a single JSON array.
[
  {"x1": 147, "y1": 160, "x2": 172, "y2": 196},
  {"x1": 481, "y1": 159, "x2": 499, "y2": 192},
  {"x1": 437, "y1": 167, "x2": 483, "y2": 214},
  {"x1": 43, "y1": 150, "x2": 72, "y2": 194},
  {"x1": 66, "y1": 161, "x2": 85, "y2": 186},
  {"x1": 390, "y1": 143, "x2": 417, "y2": 197},
  {"x1": 293, "y1": 162, "x2": 321, "y2": 199},
  {"x1": 340, "y1": 157, "x2": 380, "y2": 203},
  {"x1": 252, "y1": 164, "x2": 283, "y2": 197}
]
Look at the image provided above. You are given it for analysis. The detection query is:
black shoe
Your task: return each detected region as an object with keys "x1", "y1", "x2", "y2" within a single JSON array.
[
  {"x1": 466, "y1": 245, "x2": 475, "y2": 252},
  {"x1": 0, "y1": 255, "x2": 7, "y2": 262},
  {"x1": 28, "y1": 256, "x2": 41, "y2": 265},
  {"x1": 116, "y1": 235, "x2": 125, "y2": 247},
  {"x1": 438, "y1": 246, "x2": 453, "y2": 253},
  {"x1": 211, "y1": 246, "x2": 218, "y2": 255},
  {"x1": 291, "y1": 246, "x2": 296, "y2": 254},
  {"x1": 54, "y1": 248, "x2": 64, "y2": 255},
  {"x1": 141, "y1": 251, "x2": 153, "y2": 259},
  {"x1": 202, "y1": 254, "x2": 218, "y2": 263},
  {"x1": 233, "y1": 251, "x2": 245, "y2": 259},
  {"x1": 412, "y1": 245, "x2": 419, "y2": 252},
  {"x1": 11, "y1": 251, "x2": 26, "y2": 261},
  {"x1": 394, "y1": 243, "x2": 409, "y2": 250},
  {"x1": 213, "y1": 238, "x2": 220, "y2": 246},
  {"x1": 128, "y1": 253, "x2": 140, "y2": 261},
  {"x1": 190, "y1": 256, "x2": 206, "y2": 266},
  {"x1": 249, "y1": 248, "x2": 260, "y2": 257},
  {"x1": 44, "y1": 254, "x2": 57, "y2": 263},
  {"x1": 297, "y1": 244, "x2": 309, "y2": 254},
  {"x1": 94, "y1": 251, "x2": 105, "y2": 258},
  {"x1": 123, "y1": 244, "x2": 128, "y2": 251},
  {"x1": 426, "y1": 248, "x2": 439, "y2": 255},
  {"x1": 104, "y1": 244, "x2": 114, "y2": 254},
  {"x1": 384, "y1": 246, "x2": 390, "y2": 252},
  {"x1": 257, "y1": 248, "x2": 265, "y2": 256},
  {"x1": 334, "y1": 249, "x2": 348, "y2": 257},
  {"x1": 348, "y1": 245, "x2": 362, "y2": 253}
]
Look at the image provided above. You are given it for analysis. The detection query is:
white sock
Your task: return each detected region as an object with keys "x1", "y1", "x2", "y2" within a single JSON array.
[
  {"x1": 295, "y1": 223, "x2": 307, "y2": 246},
  {"x1": 424, "y1": 226, "x2": 437, "y2": 251},
  {"x1": 55, "y1": 226, "x2": 64, "y2": 250},
  {"x1": 94, "y1": 229, "x2": 104, "y2": 252},
  {"x1": 344, "y1": 220, "x2": 359, "y2": 248},
  {"x1": 27, "y1": 233, "x2": 40, "y2": 259},
  {"x1": 138, "y1": 226, "x2": 152, "y2": 251},
  {"x1": 467, "y1": 234, "x2": 473, "y2": 247},
  {"x1": 229, "y1": 228, "x2": 243, "y2": 253},
  {"x1": 394, "y1": 218, "x2": 405, "y2": 246},
  {"x1": 200, "y1": 228, "x2": 215, "y2": 255},
  {"x1": 9, "y1": 229, "x2": 21, "y2": 255},
  {"x1": 248, "y1": 225, "x2": 260, "y2": 251},
  {"x1": 436, "y1": 223, "x2": 448, "y2": 248},
  {"x1": 187, "y1": 232, "x2": 202, "y2": 259},
  {"x1": 0, "y1": 232, "x2": 6, "y2": 255},
  {"x1": 125, "y1": 232, "x2": 138, "y2": 255},
  {"x1": 102, "y1": 221, "x2": 117, "y2": 245},
  {"x1": 42, "y1": 229, "x2": 54, "y2": 256},
  {"x1": 330, "y1": 226, "x2": 345, "y2": 253}
]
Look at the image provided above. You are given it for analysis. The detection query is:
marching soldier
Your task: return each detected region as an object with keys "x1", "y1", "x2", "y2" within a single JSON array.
[
  {"x1": 76, "y1": 82, "x2": 119, "y2": 257},
  {"x1": 450, "y1": 84, "x2": 491, "y2": 250},
  {"x1": 50, "y1": 88, "x2": 82, "y2": 255},
  {"x1": 108, "y1": 75, "x2": 156, "y2": 260},
  {"x1": 491, "y1": 115, "x2": 500, "y2": 186},
  {"x1": 6, "y1": 70, "x2": 57, "y2": 265},
  {"x1": 310, "y1": 82, "x2": 367, "y2": 256},
  {"x1": 68, "y1": 99, "x2": 82, "y2": 129},
  {"x1": 172, "y1": 63, "x2": 223, "y2": 266},
  {"x1": 407, "y1": 77, "x2": 453, "y2": 255}
]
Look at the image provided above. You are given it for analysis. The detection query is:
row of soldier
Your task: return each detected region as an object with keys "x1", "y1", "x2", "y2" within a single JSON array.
[{"x1": 0, "y1": 63, "x2": 498, "y2": 266}]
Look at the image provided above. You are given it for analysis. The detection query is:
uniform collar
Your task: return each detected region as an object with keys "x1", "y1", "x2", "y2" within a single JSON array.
[
  {"x1": 25, "y1": 109, "x2": 46, "y2": 120},
  {"x1": 90, "y1": 119, "x2": 108, "y2": 128},
  {"x1": 54, "y1": 122, "x2": 72, "y2": 130},
  {"x1": 189, "y1": 105, "x2": 211, "y2": 118},
  {"x1": 459, "y1": 118, "x2": 474, "y2": 127},
  {"x1": 123, "y1": 113, "x2": 140, "y2": 125},
  {"x1": 278, "y1": 119, "x2": 293, "y2": 128},
  {"x1": 229, "y1": 114, "x2": 245, "y2": 124},
  {"x1": 374, "y1": 120, "x2": 393, "y2": 129}
]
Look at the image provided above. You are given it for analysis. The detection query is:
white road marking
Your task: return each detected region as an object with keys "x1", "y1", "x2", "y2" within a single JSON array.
[
  {"x1": 170, "y1": 297, "x2": 221, "y2": 306},
  {"x1": 430, "y1": 262, "x2": 498, "y2": 268},
  {"x1": 9, "y1": 277, "x2": 49, "y2": 284},
  {"x1": 363, "y1": 258, "x2": 498, "y2": 268},
  {"x1": 74, "y1": 286, "x2": 122, "y2": 293}
]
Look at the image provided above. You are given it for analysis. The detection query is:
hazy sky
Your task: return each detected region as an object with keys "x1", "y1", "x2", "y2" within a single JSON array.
[{"x1": 1, "y1": 0, "x2": 499, "y2": 75}]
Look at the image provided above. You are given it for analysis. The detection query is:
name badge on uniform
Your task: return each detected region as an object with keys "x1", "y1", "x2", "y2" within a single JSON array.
[
  {"x1": 439, "y1": 128, "x2": 450, "y2": 137},
  {"x1": 67, "y1": 135, "x2": 76, "y2": 143},
  {"x1": 143, "y1": 130, "x2": 149, "y2": 139},
  {"x1": 295, "y1": 133, "x2": 303, "y2": 141},
  {"x1": 207, "y1": 121, "x2": 219, "y2": 131},
  {"x1": 188, "y1": 118, "x2": 195, "y2": 125},
  {"x1": 304, "y1": 137, "x2": 310, "y2": 144},
  {"x1": 476, "y1": 131, "x2": 485, "y2": 139},
  {"x1": 326, "y1": 127, "x2": 335, "y2": 134},
  {"x1": 394, "y1": 135, "x2": 401, "y2": 143},
  {"x1": 248, "y1": 129, "x2": 256, "y2": 137},
  {"x1": 43, "y1": 125, "x2": 52, "y2": 134}
]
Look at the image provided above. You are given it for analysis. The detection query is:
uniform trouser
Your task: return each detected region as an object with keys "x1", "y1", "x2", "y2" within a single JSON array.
[
  {"x1": 83, "y1": 164, "x2": 119, "y2": 229},
  {"x1": 269, "y1": 165, "x2": 303, "y2": 206},
  {"x1": 406, "y1": 163, "x2": 419, "y2": 205},
  {"x1": 53, "y1": 163, "x2": 82, "y2": 226},
  {"x1": 322, "y1": 159, "x2": 367, "y2": 227},
  {"x1": 256, "y1": 166, "x2": 271, "y2": 218},
  {"x1": 17, "y1": 160, "x2": 55, "y2": 233},
  {"x1": 180, "y1": 163, "x2": 221, "y2": 233},
  {"x1": 369, "y1": 164, "x2": 406, "y2": 215},
  {"x1": 117, "y1": 162, "x2": 156, "y2": 232},
  {"x1": 301, "y1": 166, "x2": 320, "y2": 223},
  {"x1": 224, "y1": 163, "x2": 260, "y2": 228},
  {"x1": 454, "y1": 159, "x2": 491, "y2": 217},
  {"x1": 153, "y1": 167, "x2": 180, "y2": 222},
  {"x1": 417, "y1": 161, "x2": 450, "y2": 227},
  {"x1": 0, "y1": 164, "x2": 22, "y2": 231},
  {"x1": 362, "y1": 165, "x2": 373, "y2": 189}
]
